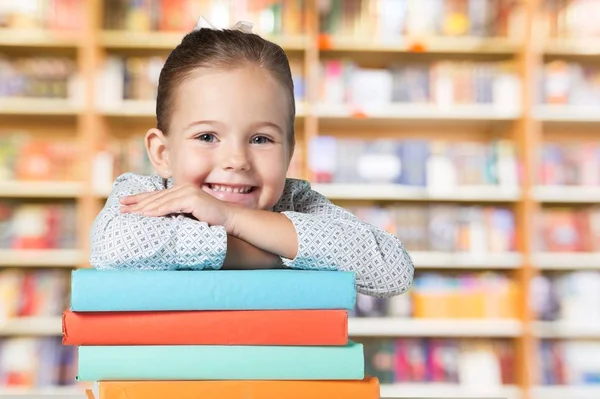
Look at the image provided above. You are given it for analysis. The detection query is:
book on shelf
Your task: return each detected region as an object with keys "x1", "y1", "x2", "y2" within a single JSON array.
[
  {"x1": 351, "y1": 272, "x2": 517, "y2": 320},
  {"x1": 318, "y1": 0, "x2": 523, "y2": 40},
  {"x1": 0, "y1": 269, "x2": 69, "y2": 320},
  {"x1": 339, "y1": 203, "x2": 516, "y2": 254},
  {"x1": 539, "y1": 141, "x2": 600, "y2": 187},
  {"x1": 532, "y1": 270, "x2": 600, "y2": 323},
  {"x1": 543, "y1": 60, "x2": 600, "y2": 106},
  {"x1": 0, "y1": 56, "x2": 77, "y2": 99},
  {"x1": 0, "y1": 132, "x2": 81, "y2": 182},
  {"x1": 541, "y1": 0, "x2": 600, "y2": 39},
  {"x1": 0, "y1": 201, "x2": 77, "y2": 250},
  {"x1": 0, "y1": 0, "x2": 84, "y2": 31},
  {"x1": 353, "y1": 337, "x2": 515, "y2": 387},
  {"x1": 539, "y1": 206, "x2": 600, "y2": 252},
  {"x1": 0, "y1": 337, "x2": 77, "y2": 389},
  {"x1": 309, "y1": 137, "x2": 520, "y2": 190},
  {"x1": 318, "y1": 59, "x2": 521, "y2": 112},
  {"x1": 103, "y1": 0, "x2": 306, "y2": 36},
  {"x1": 539, "y1": 340, "x2": 600, "y2": 386}
]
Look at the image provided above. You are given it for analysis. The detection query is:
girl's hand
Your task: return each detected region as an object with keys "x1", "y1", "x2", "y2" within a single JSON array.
[{"x1": 120, "y1": 184, "x2": 235, "y2": 231}]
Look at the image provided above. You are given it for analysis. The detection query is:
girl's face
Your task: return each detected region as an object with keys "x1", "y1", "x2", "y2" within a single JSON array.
[{"x1": 154, "y1": 66, "x2": 292, "y2": 210}]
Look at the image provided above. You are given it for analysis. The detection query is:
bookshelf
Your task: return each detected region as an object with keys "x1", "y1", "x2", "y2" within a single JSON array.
[{"x1": 1, "y1": 0, "x2": 600, "y2": 397}]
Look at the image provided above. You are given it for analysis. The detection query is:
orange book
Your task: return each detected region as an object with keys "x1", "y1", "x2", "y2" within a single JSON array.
[
  {"x1": 88, "y1": 377, "x2": 380, "y2": 399},
  {"x1": 63, "y1": 309, "x2": 347, "y2": 346}
]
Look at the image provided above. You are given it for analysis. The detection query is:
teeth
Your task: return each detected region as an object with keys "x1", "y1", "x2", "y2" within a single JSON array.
[{"x1": 209, "y1": 184, "x2": 252, "y2": 194}]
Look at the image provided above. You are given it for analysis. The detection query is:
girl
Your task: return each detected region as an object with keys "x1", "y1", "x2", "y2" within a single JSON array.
[{"x1": 90, "y1": 18, "x2": 414, "y2": 298}]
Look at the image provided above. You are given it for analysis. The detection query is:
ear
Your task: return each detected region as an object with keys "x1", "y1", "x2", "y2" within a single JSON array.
[{"x1": 145, "y1": 128, "x2": 171, "y2": 179}]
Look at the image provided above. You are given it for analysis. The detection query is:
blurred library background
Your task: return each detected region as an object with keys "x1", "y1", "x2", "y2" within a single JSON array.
[{"x1": 0, "y1": 0, "x2": 599, "y2": 398}]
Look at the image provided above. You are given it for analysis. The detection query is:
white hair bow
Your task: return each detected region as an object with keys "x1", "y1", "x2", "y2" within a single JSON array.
[{"x1": 193, "y1": 16, "x2": 253, "y2": 33}]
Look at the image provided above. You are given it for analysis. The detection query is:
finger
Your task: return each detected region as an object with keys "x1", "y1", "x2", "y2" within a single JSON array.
[
  {"x1": 129, "y1": 189, "x2": 186, "y2": 213},
  {"x1": 138, "y1": 192, "x2": 193, "y2": 217},
  {"x1": 127, "y1": 186, "x2": 183, "y2": 212},
  {"x1": 119, "y1": 191, "x2": 156, "y2": 205},
  {"x1": 120, "y1": 185, "x2": 182, "y2": 205},
  {"x1": 119, "y1": 203, "x2": 139, "y2": 214}
]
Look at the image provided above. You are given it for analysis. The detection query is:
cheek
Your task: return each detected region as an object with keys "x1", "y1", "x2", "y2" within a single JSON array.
[
  {"x1": 257, "y1": 151, "x2": 287, "y2": 178},
  {"x1": 171, "y1": 146, "x2": 213, "y2": 183}
]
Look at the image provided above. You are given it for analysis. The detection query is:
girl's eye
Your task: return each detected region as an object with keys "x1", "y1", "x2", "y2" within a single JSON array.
[
  {"x1": 197, "y1": 133, "x2": 216, "y2": 142},
  {"x1": 251, "y1": 136, "x2": 273, "y2": 144}
]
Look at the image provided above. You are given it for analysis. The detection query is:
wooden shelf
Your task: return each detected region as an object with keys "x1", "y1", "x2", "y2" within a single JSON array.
[
  {"x1": 320, "y1": 36, "x2": 520, "y2": 54},
  {"x1": 0, "y1": 29, "x2": 80, "y2": 48},
  {"x1": 544, "y1": 38, "x2": 600, "y2": 56},
  {"x1": 0, "y1": 249, "x2": 83, "y2": 267},
  {"x1": 317, "y1": 103, "x2": 521, "y2": 122},
  {"x1": 99, "y1": 99, "x2": 156, "y2": 117},
  {"x1": 532, "y1": 186, "x2": 600, "y2": 203},
  {"x1": 0, "y1": 98, "x2": 80, "y2": 116},
  {"x1": 536, "y1": 105, "x2": 600, "y2": 123},
  {"x1": 0, "y1": 317, "x2": 62, "y2": 336},
  {"x1": 533, "y1": 252, "x2": 600, "y2": 270},
  {"x1": 348, "y1": 318, "x2": 523, "y2": 337},
  {"x1": 313, "y1": 183, "x2": 521, "y2": 202},
  {"x1": 0, "y1": 386, "x2": 86, "y2": 398},
  {"x1": 101, "y1": 30, "x2": 307, "y2": 51},
  {"x1": 534, "y1": 321, "x2": 600, "y2": 339},
  {"x1": 380, "y1": 384, "x2": 522, "y2": 399},
  {"x1": 0, "y1": 181, "x2": 82, "y2": 198},
  {"x1": 410, "y1": 251, "x2": 522, "y2": 269},
  {"x1": 532, "y1": 386, "x2": 600, "y2": 399}
]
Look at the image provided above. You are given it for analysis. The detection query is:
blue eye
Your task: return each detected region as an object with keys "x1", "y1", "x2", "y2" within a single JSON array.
[
  {"x1": 251, "y1": 136, "x2": 273, "y2": 144},
  {"x1": 197, "y1": 133, "x2": 216, "y2": 142}
]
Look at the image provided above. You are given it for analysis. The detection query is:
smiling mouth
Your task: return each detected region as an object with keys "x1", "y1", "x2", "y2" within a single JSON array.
[{"x1": 205, "y1": 183, "x2": 256, "y2": 194}]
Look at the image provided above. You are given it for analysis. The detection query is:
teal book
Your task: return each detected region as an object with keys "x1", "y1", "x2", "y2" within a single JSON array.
[
  {"x1": 77, "y1": 342, "x2": 365, "y2": 381},
  {"x1": 70, "y1": 269, "x2": 356, "y2": 311}
]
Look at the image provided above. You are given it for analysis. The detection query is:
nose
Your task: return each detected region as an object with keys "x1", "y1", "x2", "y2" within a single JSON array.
[{"x1": 220, "y1": 142, "x2": 251, "y2": 172}]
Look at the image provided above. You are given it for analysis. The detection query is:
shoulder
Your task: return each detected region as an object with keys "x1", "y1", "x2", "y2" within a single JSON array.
[
  {"x1": 109, "y1": 172, "x2": 167, "y2": 198},
  {"x1": 274, "y1": 178, "x2": 331, "y2": 212}
]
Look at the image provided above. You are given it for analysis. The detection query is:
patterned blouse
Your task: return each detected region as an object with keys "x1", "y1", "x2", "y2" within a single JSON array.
[{"x1": 90, "y1": 173, "x2": 414, "y2": 298}]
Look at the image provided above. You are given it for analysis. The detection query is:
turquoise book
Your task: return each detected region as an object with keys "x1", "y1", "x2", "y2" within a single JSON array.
[
  {"x1": 70, "y1": 269, "x2": 356, "y2": 311},
  {"x1": 77, "y1": 342, "x2": 365, "y2": 381}
]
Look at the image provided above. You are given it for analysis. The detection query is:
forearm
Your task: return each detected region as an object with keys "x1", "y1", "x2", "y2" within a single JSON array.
[
  {"x1": 227, "y1": 208, "x2": 298, "y2": 260},
  {"x1": 278, "y1": 211, "x2": 414, "y2": 298},
  {"x1": 90, "y1": 212, "x2": 227, "y2": 271},
  {"x1": 222, "y1": 235, "x2": 285, "y2": 269}
]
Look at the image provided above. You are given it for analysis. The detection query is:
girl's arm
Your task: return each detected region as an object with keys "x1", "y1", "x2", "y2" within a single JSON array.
[
  {"x1": 227, "y1": 179, "x2": 415, "y2": 298},
  {"x1": 91, "y1": 173, "x2": 283, "y2": 270},
  {"x1": 90, "y1": 173, "x2": 228, "y2": 270}
]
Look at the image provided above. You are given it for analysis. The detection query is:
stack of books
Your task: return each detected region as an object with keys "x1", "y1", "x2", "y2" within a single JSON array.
[{"x1": 62, "y1": 268, "x2": 380, "y2": 398}]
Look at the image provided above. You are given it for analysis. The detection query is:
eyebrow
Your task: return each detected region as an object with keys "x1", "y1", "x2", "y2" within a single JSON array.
[
  {"x1": 250, "y1": 121, "x2": 284, "y2": 135},
  {"x1": 183, "y1": 120, "x2": 223, "y2": 131}
]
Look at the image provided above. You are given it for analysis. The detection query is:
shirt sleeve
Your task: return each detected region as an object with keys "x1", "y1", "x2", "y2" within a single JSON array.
[
  {"x1": 278, "y1": 180, "x2": 414, "y2": 298},
  {"x1": 89, "y1": 173, "x2": 227, "y2": 270}
]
